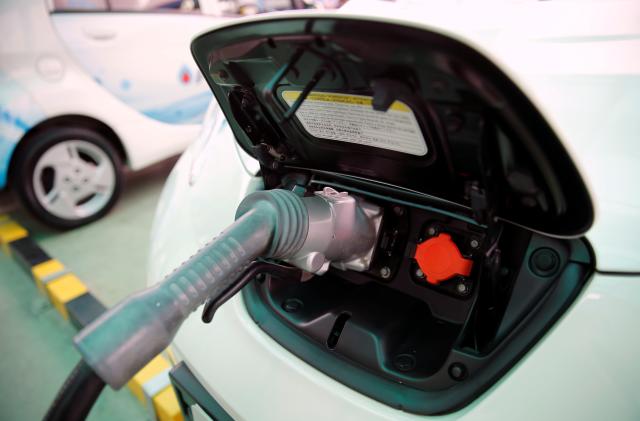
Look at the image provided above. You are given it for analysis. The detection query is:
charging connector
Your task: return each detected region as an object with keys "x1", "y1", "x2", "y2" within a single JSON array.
[{"x1": 73, "y1": 188, "x2": 381, "y2": 390}]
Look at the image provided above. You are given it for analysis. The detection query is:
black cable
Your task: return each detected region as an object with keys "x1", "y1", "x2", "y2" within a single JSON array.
[{"x1": 43, "y1": 360, "x2": 106, "y2": 421}]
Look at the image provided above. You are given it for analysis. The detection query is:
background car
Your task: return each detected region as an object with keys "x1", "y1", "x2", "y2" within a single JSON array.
[
  {"x1": 147, "y1": 1, "x2": 640, "y2": 420},
  {"x1": 0, "y1": 0, "x2": 309, "y2": 229}
]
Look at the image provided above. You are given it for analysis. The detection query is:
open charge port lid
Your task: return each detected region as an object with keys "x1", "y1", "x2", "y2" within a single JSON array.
[{"x1": 191, "y1": 14, "x2": 593, "y2": 237}]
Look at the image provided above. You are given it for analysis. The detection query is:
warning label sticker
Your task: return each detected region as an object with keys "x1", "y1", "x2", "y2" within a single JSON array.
[{"x1": 282, "y1": 91, "x2": 428, "y2": 156}]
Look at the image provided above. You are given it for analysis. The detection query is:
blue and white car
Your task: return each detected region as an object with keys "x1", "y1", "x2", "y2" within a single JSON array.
[{"x1": 0, "y1": 0, "x2": 305, "y2": 228}]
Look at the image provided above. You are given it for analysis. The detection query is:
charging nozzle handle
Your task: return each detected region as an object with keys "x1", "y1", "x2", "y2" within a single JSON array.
[{"x1": 73, "y1": 190, "x2": 308, "y2": 389}]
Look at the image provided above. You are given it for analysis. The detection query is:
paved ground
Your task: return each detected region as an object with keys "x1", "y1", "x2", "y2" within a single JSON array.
[{"x1": 0, "y1": 158, "x2": 176, "y2": 420}]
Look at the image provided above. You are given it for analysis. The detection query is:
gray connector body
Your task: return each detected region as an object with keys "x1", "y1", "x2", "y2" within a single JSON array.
[
  {"x1": 74, "y1": 188, "x2": 381, "y2": 389},
  {"x1": 287, "y1": 187, "x2": 383, "y2": 274}
]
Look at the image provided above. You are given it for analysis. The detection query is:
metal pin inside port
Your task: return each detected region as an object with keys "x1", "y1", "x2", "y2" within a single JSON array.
[{"x1": 456, "y1": 283, "x2": 469, "y2": 295}]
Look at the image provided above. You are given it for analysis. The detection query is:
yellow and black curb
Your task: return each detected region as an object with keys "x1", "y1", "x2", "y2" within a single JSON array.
[{"x1": 0, "y1": 215, "x2": 183, "y2": 421}]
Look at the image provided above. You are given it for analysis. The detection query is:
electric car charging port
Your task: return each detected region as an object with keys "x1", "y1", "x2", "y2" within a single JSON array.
[
  {"x1": 243, "y1": 179, "x2": 594, "y2": 414},
  {"x1": 186, "y1": 15, "x2": 596, "y2": 414}
]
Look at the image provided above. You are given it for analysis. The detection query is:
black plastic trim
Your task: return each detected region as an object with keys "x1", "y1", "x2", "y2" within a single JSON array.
[
  {"x1": 595, "y1": 270, "x2": 640, "y2": 276},
  {"x1": 170, "y1": 362, "x2": 234, "y2": 421},
  {"x1": 242, "y1": 237, "x2": 593, "y2": 415}
]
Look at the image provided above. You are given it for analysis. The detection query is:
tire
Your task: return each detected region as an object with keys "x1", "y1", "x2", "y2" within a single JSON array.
[{"x1": 12, "y1": 126, "x2": 123, "y2": 229}]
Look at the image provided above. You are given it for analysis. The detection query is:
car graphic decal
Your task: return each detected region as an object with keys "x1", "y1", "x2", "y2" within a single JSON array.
[
  {"x1": 0, "y1": 73, "x2": 44, "y2": 189},
  {"x1": 86, "y1": 67, "x2": 209, "y2": 125},
  {"x1": 141, "y1": 91, "x2": 213, "y2": 125},
  {"x1": 179, "y1": 65, "x2": 192, "y2": 84}
]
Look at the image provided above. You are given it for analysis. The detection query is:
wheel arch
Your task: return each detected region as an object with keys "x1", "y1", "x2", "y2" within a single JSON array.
[{"x1": 8, "y1": 114, "x2": 128, "y2": 186}]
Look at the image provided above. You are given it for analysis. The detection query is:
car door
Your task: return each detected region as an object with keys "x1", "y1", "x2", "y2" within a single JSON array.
[{"x1": 48, "y1": 0, "x2": 226, "y2": 125}]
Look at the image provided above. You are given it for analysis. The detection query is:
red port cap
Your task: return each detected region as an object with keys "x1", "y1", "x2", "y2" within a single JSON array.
[{"x1": 414, "y1": 233, "x2": 473, "y2": 284}]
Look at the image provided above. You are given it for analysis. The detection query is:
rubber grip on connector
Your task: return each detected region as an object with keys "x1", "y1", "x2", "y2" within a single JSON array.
[{"x1": 73, "y1": 189, "x2": 308, "y2": 389}]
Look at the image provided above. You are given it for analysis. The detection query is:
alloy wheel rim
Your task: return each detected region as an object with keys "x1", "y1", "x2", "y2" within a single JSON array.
[{"x1": 32, "y1": 140, "x2": 116, "y2": 220}]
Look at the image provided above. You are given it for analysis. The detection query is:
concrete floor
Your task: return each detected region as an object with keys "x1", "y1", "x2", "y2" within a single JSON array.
[{"x1": 0, "y1": 158, "x2": 176, "y2": 420}]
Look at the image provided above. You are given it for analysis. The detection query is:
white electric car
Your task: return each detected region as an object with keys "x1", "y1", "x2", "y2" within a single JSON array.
[
  {"x1": 0, "y1": 0, "x2": 309, "y2": 228},
  {"x1": 148, "y1": 1, "x2": 640, "y2": 420}
]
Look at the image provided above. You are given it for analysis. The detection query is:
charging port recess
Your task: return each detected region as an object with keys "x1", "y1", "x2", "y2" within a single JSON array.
[{"x1": 243, "y1": 181, "x2": 593, "y2": 415}]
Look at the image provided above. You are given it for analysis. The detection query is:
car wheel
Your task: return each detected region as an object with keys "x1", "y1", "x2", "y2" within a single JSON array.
[{"x1": 12, "y1": 126, "x2": 123, "y2": 229}]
